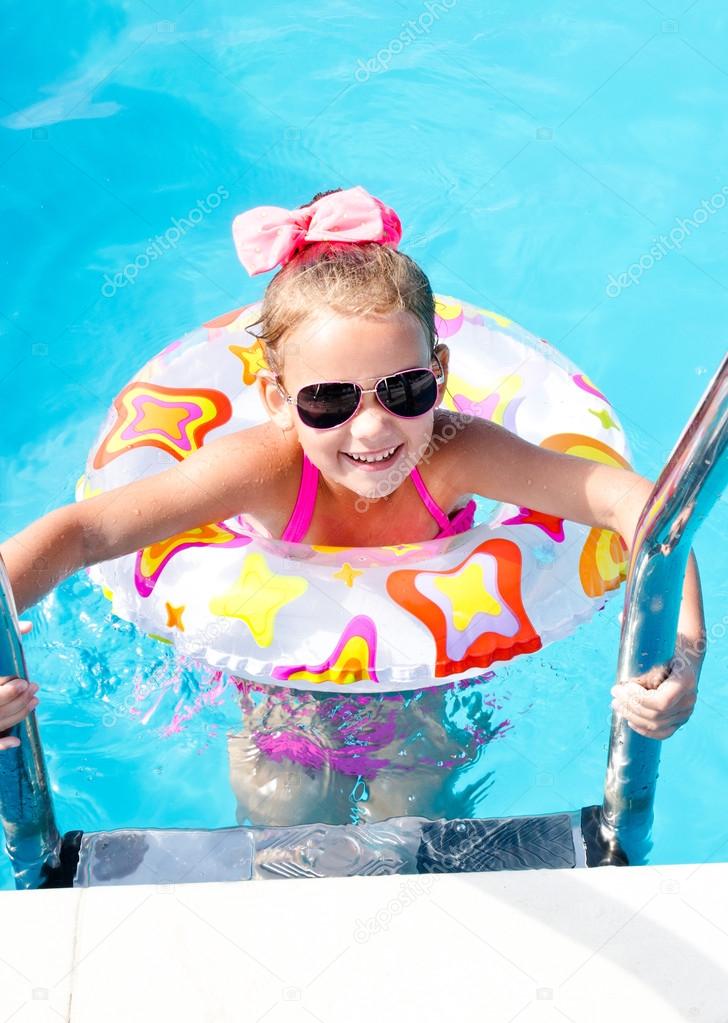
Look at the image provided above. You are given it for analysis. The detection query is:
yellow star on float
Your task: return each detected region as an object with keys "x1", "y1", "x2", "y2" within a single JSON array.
[
  {"x1": 136, "y1": 401, "x2": 189, "y2": 439},
  {"x1": 589, "y1": 408, "x2": 619, "y2": 431},
  {"x1": 434, "y1": 299, "x2": 462, "y2": 320},
  {"x1": 332, "y1": 562, "x2": 363, "y2": 587},
  {"x1": 209, "y1": 552, "x2": 308, "y2": 647},
  {"x1": 229, "y1": 341, "x2": 269, "y2": 385},
  {"x1": 165, "y1": 602, "x2": 186, "y2": 631},
  {"x1": 432, "y1": 561, "x2": 502, "y2": 631}
]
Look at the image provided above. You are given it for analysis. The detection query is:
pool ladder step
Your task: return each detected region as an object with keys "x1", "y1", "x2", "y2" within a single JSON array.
[{"x1": 40, "y1": 806, "x2": 615, "y2": 888}]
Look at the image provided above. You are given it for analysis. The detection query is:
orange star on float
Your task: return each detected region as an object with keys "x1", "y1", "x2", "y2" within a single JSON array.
[
  {"x1": 229, "y1": 341, "x2": 269, "y2": 385},
  {"x1": 387, "y1": 537, "x2": 541, "y2": 678},
  {"x1": 165, "y1": 602, "x2": 186, "y2": 631},
  {"x1": 93, "y1": 381, "x2": 232, "y2": 469}
]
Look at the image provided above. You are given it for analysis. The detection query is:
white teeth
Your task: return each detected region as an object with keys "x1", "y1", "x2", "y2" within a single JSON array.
[{"x1": 347, "y1": 445, "x2": 398, "y2": 463}]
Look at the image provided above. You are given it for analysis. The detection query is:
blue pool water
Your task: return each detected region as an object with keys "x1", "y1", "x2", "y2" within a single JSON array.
[{"x1": 1, "y1": 2, "x2": 727, "y2": 888}]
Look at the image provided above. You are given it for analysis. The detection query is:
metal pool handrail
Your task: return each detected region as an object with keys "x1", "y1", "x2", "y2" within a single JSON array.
[
  {"x1": 597, "y1": 352, "x2": 728, "y2": 866},
  {"x1": 0, "y1": 558, "x2": 62, "y2": 889}
]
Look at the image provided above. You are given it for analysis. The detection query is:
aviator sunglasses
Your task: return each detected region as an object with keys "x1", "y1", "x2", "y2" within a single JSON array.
[{"x1": 275, "y1": 357, "x2": 445, "y2": 430}]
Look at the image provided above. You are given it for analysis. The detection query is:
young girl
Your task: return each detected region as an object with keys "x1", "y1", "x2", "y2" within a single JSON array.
[{"x1": 0, "y1": 186, "x2": 706, "y2": 826}]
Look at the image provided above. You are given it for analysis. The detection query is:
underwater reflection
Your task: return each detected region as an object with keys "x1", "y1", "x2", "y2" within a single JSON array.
[{"x1": 227, "y1": 674, "x2": 511, "y2": 827}]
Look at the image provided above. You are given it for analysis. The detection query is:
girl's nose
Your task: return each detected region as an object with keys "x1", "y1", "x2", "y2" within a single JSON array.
[{"x1": 348, "y1": 390, "x2": 390, "y2": 434}]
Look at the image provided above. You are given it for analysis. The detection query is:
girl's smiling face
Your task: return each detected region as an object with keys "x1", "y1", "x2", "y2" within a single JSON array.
[{"x1": 260, "y1": 308, "x2": 449, "y2": 500}]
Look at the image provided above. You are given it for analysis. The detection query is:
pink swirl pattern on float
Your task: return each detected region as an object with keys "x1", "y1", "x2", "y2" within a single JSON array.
[
  {"x1": 572, "y1": 372, "x2": 610, "y2": 404},
  {"x1": 271, "y1": 614, "x2": 380, "y2": 686}
]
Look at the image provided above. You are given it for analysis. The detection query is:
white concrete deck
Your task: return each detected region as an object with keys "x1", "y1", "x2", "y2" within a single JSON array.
[{"x1": 1, "y1": 862, "x2": 727, "y2": 1021}]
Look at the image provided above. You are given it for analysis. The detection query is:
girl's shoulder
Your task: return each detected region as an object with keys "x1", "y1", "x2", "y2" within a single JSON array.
[
  {"x1": 221, "y1": 421, "x2": 303, "y2": 529},
  {"x1": 419, "y1": 409, "x2": 524, "y2": 509},
  {"x1": 427, "y1": 408, "x2": 480, "y2": 452}
]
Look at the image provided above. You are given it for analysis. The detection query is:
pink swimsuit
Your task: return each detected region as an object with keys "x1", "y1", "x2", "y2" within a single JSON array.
[
  {"x1": 230, "y1": 454, "x2": 496, "y2": 814},
  {"x1": 272, "y1": 452, "x2": 477, "y2": 542}
]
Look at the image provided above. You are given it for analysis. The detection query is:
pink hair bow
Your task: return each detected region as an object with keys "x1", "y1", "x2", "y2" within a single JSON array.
[{"x1": 231, "y1": 185, "x2": 402, "y2": 276}]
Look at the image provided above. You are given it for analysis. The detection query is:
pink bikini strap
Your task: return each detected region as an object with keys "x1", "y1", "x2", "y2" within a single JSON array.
[
  {"x1": 282, "y1": 456, "x2": 454, "y2": 542},
  {"x1": 409, "y1": 466, "x2": 452, "y2": 532},
  {"x1": 280, "y1": 452, "x2": 319, "y2": 543}
]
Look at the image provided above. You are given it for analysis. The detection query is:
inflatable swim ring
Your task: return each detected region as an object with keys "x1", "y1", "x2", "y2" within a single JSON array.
[{"x1": 76, "y1": 295, "x2": 631, "y2": 693}]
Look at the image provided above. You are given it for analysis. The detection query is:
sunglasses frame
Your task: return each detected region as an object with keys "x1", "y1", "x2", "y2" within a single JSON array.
[{"x1": 274, "y1": 355, "x2": 446, "y2": 431}]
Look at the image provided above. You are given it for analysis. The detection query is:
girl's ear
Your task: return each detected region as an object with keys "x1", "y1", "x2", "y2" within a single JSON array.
[{"x1": 257, "y1": 370, "x2": 295, "y2": 431}]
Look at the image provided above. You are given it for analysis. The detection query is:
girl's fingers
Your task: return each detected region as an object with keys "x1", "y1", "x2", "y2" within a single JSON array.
[
  {"x1": 612, "y1": 696, "x2": 686, "y2": 722},
  {"x1": 612, "y1": 702, "x2": 688, "y2": 735},
  {"x1": 629, "y1": 719, "x2": 684, "y2": 739},
  {"x1": 0, "y1": 664, "x2": 38, "y2": 745},
  {"x1": 19, "y1": 621, "x2": 33, "y2": 635},
  {"x1": 0, "y1": 679, "x2": 25, "y2": 704},
  {"x1": 0, "y1": 694, "x2": 39, "y2": 728},
  {"x1": 0, "y1": 679, "x2": 39, "y2": 712},
  {"x1": 0, "y1": 678, "x2": 37, "y2": 702},
  {"x1": 612, "y1": 697, "x2": 692, "y2": 724},
  {"x1": 611, "y1": 679, "x2": 696, "y2": 723},
  {"x1": 623, "y1": 711, "x2": 686, "y2": 733}
]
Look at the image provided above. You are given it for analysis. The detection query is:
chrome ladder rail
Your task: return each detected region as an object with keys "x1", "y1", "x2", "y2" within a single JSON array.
[
  {"x1": 596, "y1": 353, "x2": 728, "y2": 865},
  {"x1": 0, "y1": 559, "x2": 62, "y2": 889}
]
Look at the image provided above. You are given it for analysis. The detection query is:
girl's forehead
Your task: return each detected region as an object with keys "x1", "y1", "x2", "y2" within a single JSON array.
[{"x1": 282, "y1": 310, "x2": 430, "y2": 383}]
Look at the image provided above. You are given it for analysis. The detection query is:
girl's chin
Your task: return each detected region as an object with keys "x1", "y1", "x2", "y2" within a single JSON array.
[{"x1": 354, "y1": 480, "x2": 406, "y2": 502}]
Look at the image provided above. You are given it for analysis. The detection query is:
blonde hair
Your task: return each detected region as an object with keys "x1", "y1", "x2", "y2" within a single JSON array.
[{"x1": 248, "y1": 189, "x2": 437, "y2": 373}]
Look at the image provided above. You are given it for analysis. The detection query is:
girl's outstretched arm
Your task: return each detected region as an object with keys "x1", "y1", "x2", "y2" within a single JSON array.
[
  {"x1": 0, "y1": 424, "x2": 285, "y2": 747},
  {"x1": 1, "y1": 424, "x2": 282, "y2": 617},
  {"x1": 449, "y1": 417, "x2": 706, "y2": 739}
]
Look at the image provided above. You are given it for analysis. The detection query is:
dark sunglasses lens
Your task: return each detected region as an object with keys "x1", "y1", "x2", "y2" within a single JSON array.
[
  {"x1": 295, "y1": 382, "x2": 360, "y2": 429},
  {"x1": 376, "y1": 369, "x2": 437, "y2": 417}
]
